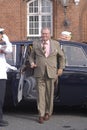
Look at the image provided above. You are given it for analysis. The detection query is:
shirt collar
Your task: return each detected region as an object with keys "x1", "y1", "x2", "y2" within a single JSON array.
[
  {"x1": 46, "y1": 40, "x2": 49, "y2": 44},
  {"x1": 43, "y1": 40, "x2": 50, "y2": 45}
]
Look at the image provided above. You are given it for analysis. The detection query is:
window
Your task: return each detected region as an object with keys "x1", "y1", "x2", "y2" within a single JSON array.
[
  {"x1": 63, "y1": 45, "x2": 87, "y2": 67},
  {"x1": 6, "y1": 45, "x2": 16, "y2": 66},
  {"x1": 27, "y1": 0, "x2": 53, "y2": 40}
]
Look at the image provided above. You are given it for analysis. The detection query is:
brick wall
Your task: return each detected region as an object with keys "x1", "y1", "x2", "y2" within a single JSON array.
[{"x1": 0, "y1": 0, "x2": 27, "y2": 41}]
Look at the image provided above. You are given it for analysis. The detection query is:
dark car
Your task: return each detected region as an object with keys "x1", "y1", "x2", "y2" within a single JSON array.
[{"x1": 4, "y1": 40, "x2": 87, "y2": 107}]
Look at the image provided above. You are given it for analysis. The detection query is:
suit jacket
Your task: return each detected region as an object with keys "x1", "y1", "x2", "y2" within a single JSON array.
[{"x1": 29, "y1": 39, "x2": 65, "y2": 78}]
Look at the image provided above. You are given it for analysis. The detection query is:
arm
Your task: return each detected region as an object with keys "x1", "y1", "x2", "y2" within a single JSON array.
[
  {"x1": 57, "y1": 42, "x2": 65, "y2": 76},
  {"x1": 29, "y1": 41, "x2": 37, "y2": 68},
  {"x1": 2, "y1": 34, "x2": 12, "y2": 53}
]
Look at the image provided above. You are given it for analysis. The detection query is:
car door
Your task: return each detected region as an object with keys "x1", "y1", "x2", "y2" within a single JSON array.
[{"x1": 55, "y1": 42, "x2": 87, "y2": 106}]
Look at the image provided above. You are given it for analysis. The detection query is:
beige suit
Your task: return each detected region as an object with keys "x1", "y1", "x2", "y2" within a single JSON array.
[{"x1": 29, "y1": 39, "x2": 65, "y2": 117}]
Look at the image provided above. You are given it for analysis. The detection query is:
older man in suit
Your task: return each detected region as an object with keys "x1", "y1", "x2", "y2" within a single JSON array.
[{"x1": 29, "y1": 27, "x2": 65, "y2": 124}]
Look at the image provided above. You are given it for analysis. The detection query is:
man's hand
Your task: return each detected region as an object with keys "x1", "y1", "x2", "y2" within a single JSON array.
[
  {"x1": 31, "y1": 63, "x2": 37, "y2": 68},
  {"x1": 57, "y1": 69, "x2": 63, "y2": 76},
  {"x1": 54, "y1": 69, "x2": 63, "y2": 83}
]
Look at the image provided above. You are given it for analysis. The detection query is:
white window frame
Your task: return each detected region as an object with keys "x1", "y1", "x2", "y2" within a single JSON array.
[{"x1": 27, "y1": 0, "x2": 53, "y2": 38}]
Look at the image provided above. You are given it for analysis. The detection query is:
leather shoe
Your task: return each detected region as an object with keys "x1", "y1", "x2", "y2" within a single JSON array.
[
  {"x1": 0, "y1": 120, "x2": 9, "y2": 127},
  {"x1": 44, "y1": 113, "x2": 50, "y2": 121},
  {"x1": 38, "y1": 117, "x2": 44, "y2": 124}
]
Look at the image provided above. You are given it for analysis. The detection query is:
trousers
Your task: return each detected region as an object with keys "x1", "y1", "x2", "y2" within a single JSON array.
[
  {"x1": 36, "y1": 71, "x2": 55, "y2": 117},
  {"x1": 0, "y1": 79, "x2": 6, "y2": 121}
]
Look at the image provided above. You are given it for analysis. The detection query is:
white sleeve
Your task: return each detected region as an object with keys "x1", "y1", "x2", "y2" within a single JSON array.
[
  {"x1": 6, "y1": 63, "x2": 17, "y2": 71},
  {"x1": 2, "y1": 34, "x2": 12, "y2": 53}
]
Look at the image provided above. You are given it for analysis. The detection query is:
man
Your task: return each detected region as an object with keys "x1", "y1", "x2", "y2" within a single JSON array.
[
  {"x1": 0, "y1": 28, "x2": 12, "y2": 127},
  {"x1": 59, "y1": 31, "x2": 72, "y2": 41},
  {"x1": 29, "y1": 27, "x2": 65, "y2": 124}
]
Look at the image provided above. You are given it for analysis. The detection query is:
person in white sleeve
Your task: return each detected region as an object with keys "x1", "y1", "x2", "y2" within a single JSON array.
[{"x1": 0, "y1": 27, "x2": 12, "y2": 127}]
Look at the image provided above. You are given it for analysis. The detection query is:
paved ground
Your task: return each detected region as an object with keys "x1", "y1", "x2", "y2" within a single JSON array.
[{"x1": 1, "y1": 104, "x2": 87, "y2": 130}]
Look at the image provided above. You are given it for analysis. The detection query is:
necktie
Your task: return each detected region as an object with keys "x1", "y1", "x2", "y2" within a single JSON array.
[
  {"x1": 42, "y1": 42, "x2": 50, "y2": 57},
  {"x1": 42, "y1": 42, "x2": 47, "y2": 55}
]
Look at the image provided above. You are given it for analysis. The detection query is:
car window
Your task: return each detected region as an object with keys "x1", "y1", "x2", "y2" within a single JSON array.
[
  {"x1": 62, "y1": 45, "x2": 87, "y2": 67},
  {"x1": 6, "y1": 45, "x2": 16, "y2": 66}
]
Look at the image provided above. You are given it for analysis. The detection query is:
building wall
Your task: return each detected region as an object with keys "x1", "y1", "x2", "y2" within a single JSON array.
[
  {"x1": 0, "y1": 0, "x2": 27, "y2": 41},
  {"x1": 0, "y1": 0, "x2": 87, "y2": 42}
]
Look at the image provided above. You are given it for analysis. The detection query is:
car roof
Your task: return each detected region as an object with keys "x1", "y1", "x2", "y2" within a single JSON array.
[
  {"x1": 11, "y1": 40, "x2": 33, "y2": 45},
  {"x1": 58, "y1": 40, "x2": 87, "y2": 47},
  {"x1": 1, "y1": 40, "x2": 87, "y2": 47}
]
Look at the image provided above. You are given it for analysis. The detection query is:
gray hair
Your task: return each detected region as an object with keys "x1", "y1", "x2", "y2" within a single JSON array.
[{"x1": 41, "y1": 27, "x2": 51, "y2": 33}]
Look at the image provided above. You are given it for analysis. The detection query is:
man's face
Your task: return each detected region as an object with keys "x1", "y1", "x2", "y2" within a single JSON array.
[
  {"x1": 41, "y1": 29, "x2": 50, "y2": 42},
  {"x1": 60, "y1": 34, "x2": 71, "y2": 41}
]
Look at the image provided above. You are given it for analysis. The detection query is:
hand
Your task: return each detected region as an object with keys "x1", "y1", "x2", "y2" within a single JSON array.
[
  {"x1": 2, "y1": 34, "x2": 10, "y2": 43},
  {"x1": 54, "y1": 74, "x2": 58, "y2": 83},
  {"x1": 57, "y1": 69, "x2": 63, "y2": 76},
  {"x1": 31, "y1": 63, "x2": 37, "y2": 68},
  {"x1": 20, "y1": 66, "x2": 28, "y2": 73},
  {"x1": 6, "y1": 63, "x2": 17, "y2": 70},
  {"x1": 0, "y1": 49, "x2": 5, "y2": 54}
]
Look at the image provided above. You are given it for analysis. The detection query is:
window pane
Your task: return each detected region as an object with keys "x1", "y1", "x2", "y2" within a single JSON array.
[
  {"x1": 29, "y1": 3, "x2": 33, "y2": 13},
  {"x1": 42, "y1": 16, "x2": 51, "y2": 29},
  {"x1": 41, "y1": 0, "x2": 52, "y2": 13},
  {"x1": 63, "y1": 45, "x2": 87, "y2": 67},
  {"x1": 6, "y1": 45, "x2": 16, "y2": 65},
  {"x1": 29, "y1": 16, "x2": 39, "y2": 35},
  {"x1": 29, "y1": 0, "x2": 38, "y2": 13}
]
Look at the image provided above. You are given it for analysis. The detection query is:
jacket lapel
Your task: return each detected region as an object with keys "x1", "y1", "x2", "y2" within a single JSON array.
[
  {"x1": 50, "y1": 40, "x2": 55, "y2": 55},
  {"x1": 38, "y1": 40, "x2": 45, "y2": 56}
]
